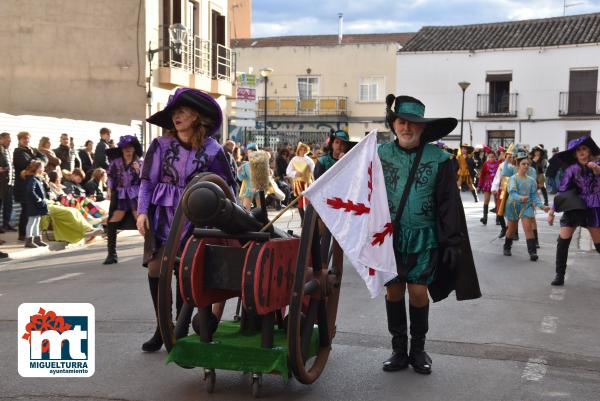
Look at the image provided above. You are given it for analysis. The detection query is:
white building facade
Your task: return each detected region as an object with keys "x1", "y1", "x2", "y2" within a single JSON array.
[{"x1": 396, "y1": 13, "x2": 600, "y2": 151}]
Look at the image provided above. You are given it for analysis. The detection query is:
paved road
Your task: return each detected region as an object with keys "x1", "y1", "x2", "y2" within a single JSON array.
[{"x1": 1, "y1": 194, "x2": 599, "y2": 401}]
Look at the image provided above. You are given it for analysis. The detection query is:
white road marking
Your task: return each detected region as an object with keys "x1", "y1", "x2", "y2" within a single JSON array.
[
  {"x1": 541, "y1": 316, "x2": 559, "y2": 334},
  {"x1": 522, "y1": 357, "x2": 548, "y2": 381},
  {"x1": 38, "y1": 272, "x2": 84, "y2": 284},
  {"x1": 550, "y1": 288, "x2": 565, "y2": 301},
  {"x1": 119, "y1": 256, "x2": 137, "y2": 263}
]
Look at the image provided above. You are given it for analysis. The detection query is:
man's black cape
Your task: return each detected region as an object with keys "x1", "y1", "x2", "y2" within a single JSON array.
[{"x1": 429, "y1": 159, "x2": 481, "y2": 302}]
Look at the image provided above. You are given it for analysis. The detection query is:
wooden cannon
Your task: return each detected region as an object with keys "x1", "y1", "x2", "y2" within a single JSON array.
[{"x1": 156, "y1": 173, "x2": 343, "y2": 397}]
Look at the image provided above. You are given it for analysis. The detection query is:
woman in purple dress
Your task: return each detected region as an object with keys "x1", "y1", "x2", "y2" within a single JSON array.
[
  {"x1": 103, "y1": 135, "x2": 143, "y2": 265},
  {"x1": 138, "y1": 88, "x2": 236, "y2": 352},
  {"x1": 548, "y1": 136, "x2": 600, "y2": 286}
]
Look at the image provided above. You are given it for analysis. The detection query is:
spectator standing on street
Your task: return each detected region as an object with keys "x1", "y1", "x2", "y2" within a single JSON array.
[
  {"x1": 79, "y1": 140, "x2": 95, "y2": 179},
  {"x1": 38, "y1": 137, "x2": 62, "y2": 176},
  {"x1": 223, "y1": 140, "x2": 238, "y2": 178},
  {"x1": 13, "y1": 132, "x2": 46, "y2": 241},
  {"x1": 22, "y1": 160, "x2": 49, "y2": 248},
  {"x1": 94, "y1": 127, "x2": 111, "y2": 169},
  {"x1": 54, "y1": 133, "x2": 79, "y2": 172},
  {"x1": 0, "y1": 132, "x2": 16, "y2": 232}
]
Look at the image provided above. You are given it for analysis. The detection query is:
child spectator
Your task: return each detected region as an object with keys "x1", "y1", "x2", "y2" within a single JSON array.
[{"x1": 22, "y1": 160, "x2": 48, "y2": 248}]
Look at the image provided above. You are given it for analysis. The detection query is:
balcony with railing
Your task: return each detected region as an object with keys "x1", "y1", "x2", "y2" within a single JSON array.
[
  {"x1": 257, "y1": 97, "x2": 348, "y2": 117},
  {"x1": 559, "y1": 91, "x2": 600, "y2": 116},
  {"x1": 156, "y1": 26, "x2": 233, "y2": 95},
  {"x1": 477, "y1": 93, "x2": 518, "y2": 117}
]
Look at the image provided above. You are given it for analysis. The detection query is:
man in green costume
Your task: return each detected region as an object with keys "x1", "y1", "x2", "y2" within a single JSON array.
[
  {"x1": 314, "y1": 129, "x2": 356, "y2": 179},
  {"x1": 379, "y1": 94, "x2": 481, "y2": 375}
]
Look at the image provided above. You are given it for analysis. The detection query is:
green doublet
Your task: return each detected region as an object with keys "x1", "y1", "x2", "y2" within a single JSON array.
[
  {"x1": 317, "y1": 154, "x2": 337, "y2": 172},
  {"x1": 377, "y1": 142, "x2": 450, "y2": 284}
]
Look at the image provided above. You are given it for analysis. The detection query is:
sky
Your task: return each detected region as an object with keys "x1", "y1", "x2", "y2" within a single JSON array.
[{"x1": 252, "y1": 0, "x2": 600, "y2": 37}]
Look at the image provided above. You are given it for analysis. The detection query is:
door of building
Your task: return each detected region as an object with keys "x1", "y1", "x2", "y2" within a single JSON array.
[
  {"x1": 568, "y1": 70, "x2": 598, "y2": 115},
  {"x1": 487, "y1": 130, "x2": 515, "y2": 150}
]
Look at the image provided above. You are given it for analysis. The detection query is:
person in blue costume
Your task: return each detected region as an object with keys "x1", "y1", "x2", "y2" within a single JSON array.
[
  {"x1": 499, "y1": 146, "x2": 540, "y2": 244},
  {"x1": 379, "y1": 94, "x2": 481, "y2": 375},
  {"x1": 502, "y1": 151, "x2": 550, "y2": 261},
  {"x1": 314, "y1": 129, "x2": 356, "y2": 179}
]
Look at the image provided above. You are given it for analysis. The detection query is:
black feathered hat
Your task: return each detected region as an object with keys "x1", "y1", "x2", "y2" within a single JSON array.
[{"x1": 385, "y1": 94, "x2": 458, "y2": 143}]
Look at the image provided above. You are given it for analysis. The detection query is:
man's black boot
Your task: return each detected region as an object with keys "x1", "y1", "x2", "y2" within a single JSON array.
[
  {"x1": 527, "y1": 238, "x2": 538, "y2": 261},
  {"x1": 409, "y1": 303, "x2": 432, "y2": 374},
  {"x1": 142, "y1": 276, "x2": 164, "y2": 352},
  {"x1": 480, "y1": 204, "x2": 488, "y2": 225},
  {"x1": 103, "y1": 222, "x2": 118, "y2": 264},
  {"x1": 551, "y1": 237, "x2": 571, "y2": 286},
  {"x1": 382, "y1": 298, "x2": 409, "y2": 372},
  {"x1": 534, "y1": 229, "x2": 540, "y2": 249},
  {"x1": 503, "y1": 237, "x2": 513, "y2": 256}
]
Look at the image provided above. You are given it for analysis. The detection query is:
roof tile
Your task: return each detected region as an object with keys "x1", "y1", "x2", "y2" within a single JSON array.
[
  {"x1": 400, "y1": 12, "x2": 600, "y2": 52},
  {"x1": 231, "y1": 33, "x2": 415, "y2": 48}
]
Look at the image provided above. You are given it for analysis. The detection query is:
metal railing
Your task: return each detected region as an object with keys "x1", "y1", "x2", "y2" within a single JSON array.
[
  {"x1": 212, "y1": 43, "x2": 233, "y2": 81},
  {"x1": 244, "y1": 130, "x2": 329, "y2": 150},
  {"x1": 158, "y1": 31, "x2": 211, "y2": 76},
  {"x1": 158, "y1": 27, "x2": 233, "y2": 80},
  {"x1": 477, "y1": 93, "x2": 518, "y2": 117},
  {"x1": 559, "y1": 91, "x2": 600, "y2": 116},
  {"x1": 257, "y1": 96, "x2": 348, "y2": 116}
]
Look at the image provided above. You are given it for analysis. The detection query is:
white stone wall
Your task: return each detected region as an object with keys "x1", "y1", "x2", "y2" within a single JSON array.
[{"x1": 396, "y1": 44, "x2": 600, "y2": 149}]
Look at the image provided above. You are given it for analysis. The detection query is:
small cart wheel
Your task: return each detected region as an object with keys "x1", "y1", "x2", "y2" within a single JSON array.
[
  {"x1": 204, "y1": 368, "x2": 216, "y2": 394},
  {"x1": 251, "y1": 373, "x2": 262, "y2": 398}
]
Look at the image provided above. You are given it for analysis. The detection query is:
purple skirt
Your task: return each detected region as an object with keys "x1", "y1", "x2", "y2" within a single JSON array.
[{"x1": 116, "y1": 197, "x2": 138, "y2": 212}]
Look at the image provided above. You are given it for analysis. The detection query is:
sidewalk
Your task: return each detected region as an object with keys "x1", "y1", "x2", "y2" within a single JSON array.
[{"x1": 0, "y1": 229, "x2": 98, "y2": 260}]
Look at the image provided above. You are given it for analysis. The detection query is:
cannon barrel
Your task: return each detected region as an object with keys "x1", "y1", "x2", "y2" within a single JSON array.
[{"x1": 181, "y1": 181, "x2": 264, "y2": 233}]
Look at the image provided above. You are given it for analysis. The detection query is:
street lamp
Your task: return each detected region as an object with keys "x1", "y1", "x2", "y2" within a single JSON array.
[
  {"x1": 458, "y1": 81, "x2": 471, "y2": 146},
  {"x1": 260, "y1": 67, "x2": 274, "y2": 138},
  {"x1": 145, "y1": 23, "x2": 188, "y2": 146}
]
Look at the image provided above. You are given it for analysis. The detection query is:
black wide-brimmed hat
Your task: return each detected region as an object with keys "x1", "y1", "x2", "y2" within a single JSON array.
[
  {"x1": 146, "y1": 87, "x2": 222, "y2": 136},
  {"x1": 556, "y1": 136, "x2": 600, "y2": 165},
  {"x1": 107, "y1": 135, "x2": 143, "y2": 161},
  {"x1": 328, "y1": 129, "x2": 357, "y2": 150},
  {"x1": 386, "y1": 94, "x2": 458, "y2": 143}
]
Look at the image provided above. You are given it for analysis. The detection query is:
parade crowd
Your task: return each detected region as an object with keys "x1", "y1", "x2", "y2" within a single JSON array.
[{"x1": 1, "y1": 87, "x2": 598, "y2": 376}]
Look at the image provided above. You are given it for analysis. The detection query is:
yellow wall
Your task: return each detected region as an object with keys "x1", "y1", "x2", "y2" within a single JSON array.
[{"x1": 234, "y1": 42, "x2": 399, "y2": 139}]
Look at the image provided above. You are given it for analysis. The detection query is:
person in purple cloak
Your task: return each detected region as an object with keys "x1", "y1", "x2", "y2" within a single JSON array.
[
  {"x1": 548, "y1": 136, "x2": 600, "y2": 286},
  {"x1": 137, "y1": 88, "x2": 236, "y2": 352},
  {"x1": 103, "y1": 135, "x2": 143, "y2": 265}
]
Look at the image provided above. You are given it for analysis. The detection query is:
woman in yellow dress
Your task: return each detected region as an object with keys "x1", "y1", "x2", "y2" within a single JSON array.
[{"x1": 286, "y1": 142, "x2": 314, "y2": 225}]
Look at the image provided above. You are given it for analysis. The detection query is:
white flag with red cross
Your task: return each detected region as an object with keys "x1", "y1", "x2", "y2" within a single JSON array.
[{"x1": 303, "y1": 130, "x2": 397, "y2": 298}]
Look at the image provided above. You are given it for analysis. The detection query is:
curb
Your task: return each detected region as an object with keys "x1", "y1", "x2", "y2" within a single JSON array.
[{"x1": 2, "y1": 240, "x2": 88, "y2": 261}]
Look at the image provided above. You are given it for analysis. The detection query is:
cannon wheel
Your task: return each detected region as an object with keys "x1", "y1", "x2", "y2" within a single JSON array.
[
  {"x1": 157, "y1": 173, "x2": 235, "y2": 353},
  {"x1": 288, "y1": 204, "x2": 344, "y2": 384}
]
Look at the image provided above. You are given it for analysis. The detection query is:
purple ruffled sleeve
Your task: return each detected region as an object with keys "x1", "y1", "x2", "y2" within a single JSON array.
[
  {"x1": 138, "y1": 139, "x2": 161, "y2": 215},
  {"x1": 106, "y1": 159, "x2": 117, "y2": 190}
]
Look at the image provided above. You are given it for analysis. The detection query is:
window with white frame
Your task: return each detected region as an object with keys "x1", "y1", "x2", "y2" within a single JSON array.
[
  {"x1": 359, "y1": 76, "x2": 385, "y2": 102},
  {"x1": 297, "y1": 76, "x2": 319, "y2": 99}
]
